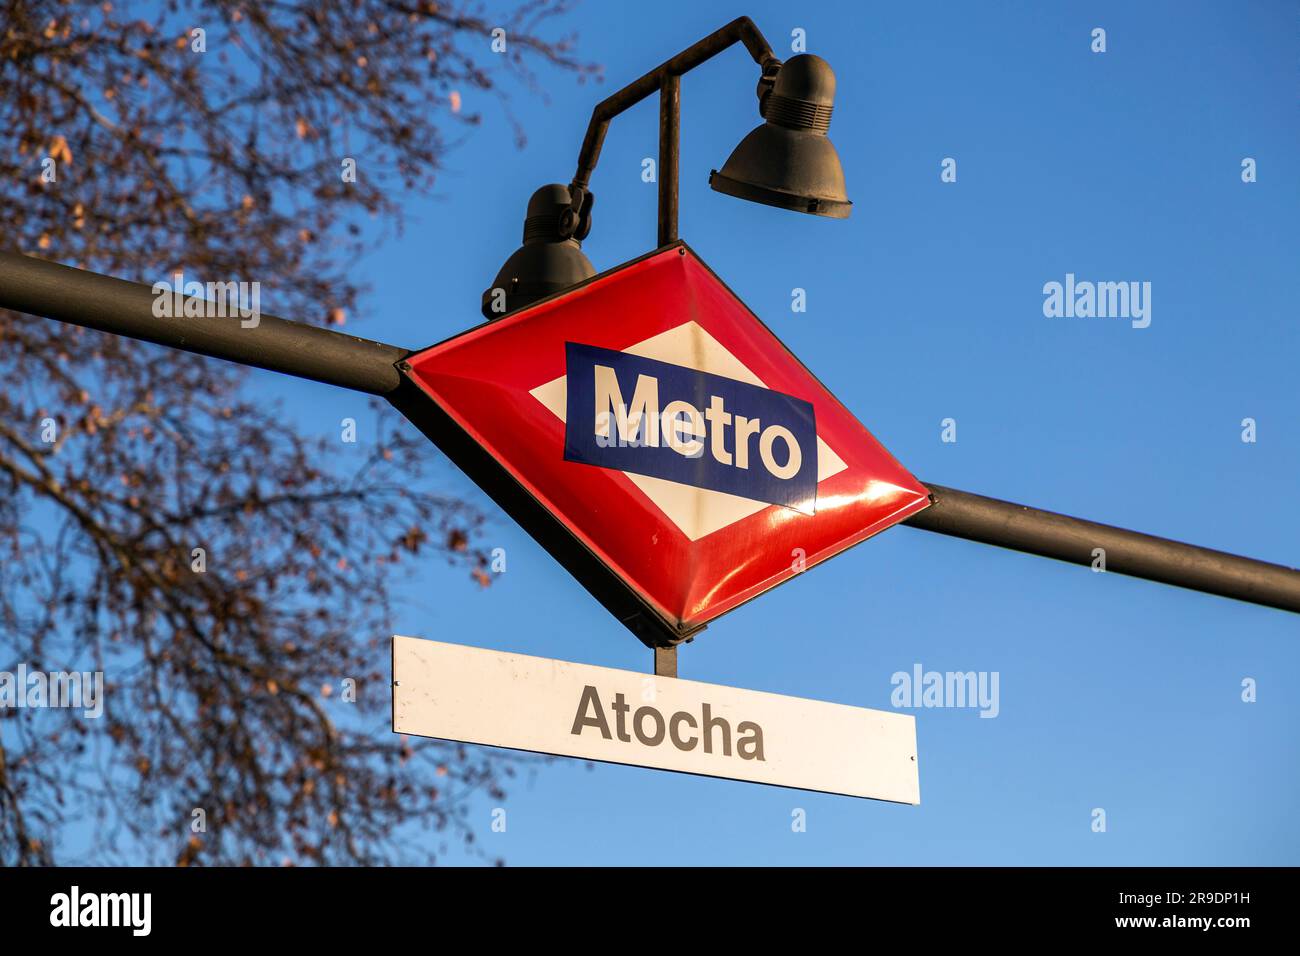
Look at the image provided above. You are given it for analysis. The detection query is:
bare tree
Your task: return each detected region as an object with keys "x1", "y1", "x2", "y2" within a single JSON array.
[{"x1": 0, "y1": 0, "x2": 598, "y2": 865}]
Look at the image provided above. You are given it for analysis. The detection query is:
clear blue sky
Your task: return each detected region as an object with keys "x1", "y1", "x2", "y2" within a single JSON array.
[{"x1": 252, "y1": 0, "x2": 1297, "y2": 864}]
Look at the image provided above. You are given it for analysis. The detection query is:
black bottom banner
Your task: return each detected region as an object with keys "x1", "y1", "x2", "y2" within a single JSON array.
[{"x1": 0, "y1": 865, "x2": 1281, "y2": 942}]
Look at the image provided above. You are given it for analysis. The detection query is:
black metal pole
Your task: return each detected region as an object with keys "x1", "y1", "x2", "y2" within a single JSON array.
[
  {"x1": 905, "y1": 484, "x2": 1300, "y2": 613},
  {"x1": 570, "y1": 16, "x2": 775, "y2": 190},
  {"x1": 573, "y1": 17, "x2": 781, "y2": 661},
  {"x1": 3, "y1": 250, "x2": 1297, "y2": 616},
  {"x1": 656, "y1": 66, "x2": 684, "y2": 671},
  {"x1": 658, "y1": 73, "x2": 681, "y2": 247},
  {"x1": 0, "y1": 250, "x2": 408, "y2": 396},
  {"x1": 567, "y1": 15, "x2": 778, "y2": 230}
]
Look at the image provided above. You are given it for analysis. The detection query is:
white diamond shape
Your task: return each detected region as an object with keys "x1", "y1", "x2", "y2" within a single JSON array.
[{"x1": 530, "y1": 321, "x2": 848, "y2": 541}]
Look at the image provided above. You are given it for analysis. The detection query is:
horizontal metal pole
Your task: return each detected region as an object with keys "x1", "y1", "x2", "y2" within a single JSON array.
[
  {"x1": 0, "y1": 250, "x2": 408, "y2": 396},
  {"x1": 5, "y1": 251, "x2": 1296, "y2": 615},
  {"x1": 905, "y1": 483, "x2": 1300, "y2": 614}
]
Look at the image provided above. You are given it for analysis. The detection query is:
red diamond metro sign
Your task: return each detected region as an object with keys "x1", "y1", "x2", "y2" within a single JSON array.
[{"x1": 392, "y1": 242, "x2": 931, "y2": 647}]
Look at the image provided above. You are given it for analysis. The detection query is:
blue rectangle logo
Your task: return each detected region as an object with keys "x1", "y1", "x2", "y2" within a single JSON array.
[{"x1": 563, "y1": 343, "x2": 818, "y2": 513}]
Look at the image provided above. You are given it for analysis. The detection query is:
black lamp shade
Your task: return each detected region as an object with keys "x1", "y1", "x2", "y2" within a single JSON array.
[
  {"x1": 710, "y1": 54, "x2": 851, "y2": 219},
  {"x1": 482, "y1": 184, "x2": 595, "y2": 319}
]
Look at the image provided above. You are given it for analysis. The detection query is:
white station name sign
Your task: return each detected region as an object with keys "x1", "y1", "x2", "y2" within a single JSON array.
[{"x1": 392, "y1": 636, "x2": 920, "y2": 803}]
